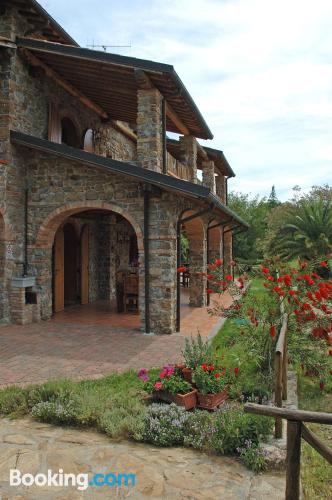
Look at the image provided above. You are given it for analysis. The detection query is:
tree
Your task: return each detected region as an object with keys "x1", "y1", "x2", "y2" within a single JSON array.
[
  {"x1": 267, "y1": 185, "x2": 280, "y2": 208},
  {"x1": 271, "y1": 199, "x2": 332, "y2": 261}
]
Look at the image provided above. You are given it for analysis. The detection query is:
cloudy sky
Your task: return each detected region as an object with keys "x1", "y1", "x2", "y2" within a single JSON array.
[{"x1": 39, "y1": 0, "x2": 332, "y2": 200}]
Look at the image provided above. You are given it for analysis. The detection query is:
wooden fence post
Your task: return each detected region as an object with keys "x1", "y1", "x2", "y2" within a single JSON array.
[
  {"x1": 275, "y1": 350, "x2": 283, "y2": 438},
  {"x1": 286, "y1": 420, "x2": 302, "y2": 500},
  {"x1": 282, "y1": 329, "x2": 288, "y2": 400}
]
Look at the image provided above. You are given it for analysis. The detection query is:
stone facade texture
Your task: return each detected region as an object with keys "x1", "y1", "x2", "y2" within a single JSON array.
[{"x1": 0, "y1": 4, "x2": 234, "y2": 332}]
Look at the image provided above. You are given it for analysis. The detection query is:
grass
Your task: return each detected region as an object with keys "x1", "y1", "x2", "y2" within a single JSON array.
[
  {"x1": 298, "y1": 373, "x2": 332, "y2": 500},
  {"x1": 0, "y1": 371, "x2": 148, "y2": 439}
]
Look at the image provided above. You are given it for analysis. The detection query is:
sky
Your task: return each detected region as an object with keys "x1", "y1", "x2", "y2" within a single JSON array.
[{"x1": 39, "y1": 0, "x2": 332, "y2": 201}]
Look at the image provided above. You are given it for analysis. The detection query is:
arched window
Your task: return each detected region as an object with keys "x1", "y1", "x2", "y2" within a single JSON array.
[
  {"x1": 83, "y1": 128, "x2": 94, "y2": 152},
  {"x1": 61, "y1": 117, "x2": 80, "y2": 148}
]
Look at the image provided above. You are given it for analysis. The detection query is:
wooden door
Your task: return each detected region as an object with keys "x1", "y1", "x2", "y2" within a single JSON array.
[
  {"x1": 80, "y1": 225, "x2": 89, "y2": 305},
  {"x1": 53, "y1": 227, "x2": 64, "y2": 312}
]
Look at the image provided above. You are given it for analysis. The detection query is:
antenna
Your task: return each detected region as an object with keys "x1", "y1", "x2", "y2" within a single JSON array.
[{"x1": 87, "y1": 42, "x2": 131, "y2": 52}]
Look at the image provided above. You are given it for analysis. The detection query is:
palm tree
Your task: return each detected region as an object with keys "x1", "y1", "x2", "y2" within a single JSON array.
[{"x1": 273, "y1": 199, "x2": 332, "y2": 261}]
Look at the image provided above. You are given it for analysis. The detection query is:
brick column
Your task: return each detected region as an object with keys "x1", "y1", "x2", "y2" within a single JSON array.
[
  {"x1": 179, "y1": 136, "x2": 197, "y2": 183},
  {"x1": 216, "y1": 174, "x2": 226, "y2": 202},
  {"x1": 202, "y1": 160, "x2": 216, "y2": 193},
  {"x1": 137, "y1": 88, "x2": 163, "y2": 172}
]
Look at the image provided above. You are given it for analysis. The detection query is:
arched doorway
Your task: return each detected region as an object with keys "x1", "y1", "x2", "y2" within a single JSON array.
[
  {"x1": 49, "y1": 206, "x2": 141, "y2": 325},
  {"x1": 61, "y1": 117, "x2": 80, "y2": 148}
]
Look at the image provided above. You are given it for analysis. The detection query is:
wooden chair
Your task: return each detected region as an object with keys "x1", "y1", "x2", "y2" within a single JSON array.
[{"x1": 123, "y1": 275, "x2": 139, "y2": 313}]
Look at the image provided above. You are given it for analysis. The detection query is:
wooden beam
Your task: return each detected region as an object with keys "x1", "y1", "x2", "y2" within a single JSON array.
[
  {"x1": 166, "y1": 102, "x2": 189, "y2": 135},
  {"x1": 245, "y1": 403, "x2": 332, "y2": 425},
  {"x1": 286, "y1": 420, "x2": 301, "y2": 500},
  {"x1": 111, "y1": 120, "x2": 137, "y2": 142},
  {"x1": 21, "y1": 49, "x2": 108, "y2": 120}
]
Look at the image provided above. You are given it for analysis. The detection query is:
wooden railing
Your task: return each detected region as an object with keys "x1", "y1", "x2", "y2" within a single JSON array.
[
  {"x1": 245, "y1": 403, "x2": 332, "y2": 500},
  {"x1": 274, "y1": 312, "x2": 288, "y2": 438}
]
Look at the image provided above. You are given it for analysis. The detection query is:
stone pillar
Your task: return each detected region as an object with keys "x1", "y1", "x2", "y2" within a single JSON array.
[
  {"x1": 189, "y1": 237, "x2": 207, "y2": 308},
  {"x1": 137, "y1": 88, "x2": 163, "y2": 172},
  {"x1": 223, "y1": 230, "x2": 233, "y2": 273},
  {"x1": 179, "y1": 136, "x2": 197, "y2": 183},
  {"x1": 202, "y1": 160, "x2": 216, "y2": 193},
  {"x1": 216, "y1": 174, "x2": 226, "y2": 203},
  {"x1": 208, "y1": 226, "x2": 222, "y2": 264}
]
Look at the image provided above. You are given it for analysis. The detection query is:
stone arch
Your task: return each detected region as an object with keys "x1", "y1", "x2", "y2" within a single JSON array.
[
  {"x1": 35, "y1": 201, "x2": 143, "y2": 252},
  {"x1": 33, "y1": 202, "x2": 143, "y2": 321},
  {"x1": 179, "y1": 209, "x2": 207, "y2": 308}
]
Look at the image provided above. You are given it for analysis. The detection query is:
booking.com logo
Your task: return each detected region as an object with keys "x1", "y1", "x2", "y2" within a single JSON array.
[{"x1": 10, "y1": 469, "x2": 136, "y2": 491}]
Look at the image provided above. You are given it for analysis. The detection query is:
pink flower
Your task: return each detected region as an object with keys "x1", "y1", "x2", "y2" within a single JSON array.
[
  {"x1": 138, "y1": 368, "x2": 149, "y2": 382},
  {"x1": 154, "y1": 381, "x2": 162, "y2": 390}
]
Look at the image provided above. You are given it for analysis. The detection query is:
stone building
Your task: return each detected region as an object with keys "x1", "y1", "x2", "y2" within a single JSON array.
[{"x1": 0, "y1": 0, "x2": 248, "y2": 334}]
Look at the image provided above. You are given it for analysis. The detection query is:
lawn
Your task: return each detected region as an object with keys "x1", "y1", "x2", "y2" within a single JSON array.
[{"x1": 298, "y1": 373, "x2": 332, "y2": 499}]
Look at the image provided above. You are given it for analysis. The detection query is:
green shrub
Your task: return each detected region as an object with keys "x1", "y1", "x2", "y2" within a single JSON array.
[
  {"x1": 0, "y1": 387, "x2": 28, "y2": 416},
  {"x1": 31, "y1": 395, "x2": 80, "y2": 425},
  {"x1": 182, "y1": 334, "x2": 214, "y2": 369},
  {"x1": 237, "y1": 440, "x2": 267, "y2": 472},
  {"x1": 183, "y1": 410, "x2": 216, "y2": 450},
  {"x1": 212, "y1": 408, "x2": 272, "y2": 455},
  {"x1": 134, "y1": 403, "x2": 190, "y2": 446}
]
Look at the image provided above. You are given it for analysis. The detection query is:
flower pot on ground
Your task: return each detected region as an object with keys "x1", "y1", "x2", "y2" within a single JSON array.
[
  {"x1": 138, "y1": 365, "x2": 197, "y2": 410},
  {"x1": 193, "y1": 364, "x2": 238, "y2": 411},
  {"x1": 181, "y1": 334, "x2": 215, "y2": 381},
  {"x1": 154, "y1": 389, "x2": 197, "y2": 410},
  {"x1": 182, "y1": 367, "x2": 193, "y2": 383}
]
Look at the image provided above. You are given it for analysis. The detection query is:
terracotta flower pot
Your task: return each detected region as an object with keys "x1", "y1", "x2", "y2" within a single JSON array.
[
  {"x1": 182, "y1": 367, "x2": 193, "y2": 384},
  {"x1": 197, "y1": 387, "x2": 228, "y2": 410},
  {"x1": 153, "y1": 389, "x2": 197, "y2": 410}
]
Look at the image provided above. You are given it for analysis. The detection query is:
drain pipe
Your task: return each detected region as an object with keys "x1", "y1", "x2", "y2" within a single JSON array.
[
  {"x1": 161, "y1": 98, "x2": 167, "y2": 174},
  {"x1": 23, "y1": 186, "x2": 28, "y2": 277},
  {"x1": 176, "y1": 205, "x2": 213, "y2": 332},
  {"x1": 144, "y1": 186, "x2": 151, "y2": 334}
]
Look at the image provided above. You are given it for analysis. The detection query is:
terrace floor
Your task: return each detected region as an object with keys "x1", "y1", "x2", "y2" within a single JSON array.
[{"x1": 0, "y1": 290, "x2": 231, "y2": 387}]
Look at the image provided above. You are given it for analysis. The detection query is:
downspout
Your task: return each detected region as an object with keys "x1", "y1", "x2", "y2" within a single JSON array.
[
  {"x1": 144, "y1": 187, "x2": 151, "y2": 334},
  {"x1": 176, "y1": 205, "x2": 213, "y2": 332},
  {"x1": 23, "y1": 166, "x2": 29, "y2": 277}
]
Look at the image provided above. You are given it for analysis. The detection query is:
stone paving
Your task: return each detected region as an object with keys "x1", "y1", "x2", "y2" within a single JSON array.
[{"x1": 0, "y1": 418, "x2": 285, "y2": 499}]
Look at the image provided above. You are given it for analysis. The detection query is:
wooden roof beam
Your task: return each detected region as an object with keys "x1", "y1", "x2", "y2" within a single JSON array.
[
  {"x1": 21, "y1": 49, "x2": 108, "y2": 120},
  {"x1": 166, "y1": 102, "x2": 189, "y2": 136}
]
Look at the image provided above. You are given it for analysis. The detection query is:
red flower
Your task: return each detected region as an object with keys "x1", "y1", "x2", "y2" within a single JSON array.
[
  {"x1": 289, "y1": 290, "x2": 296, "y2": 296},
  {"x1": 207, "y1": 364, "x2": 215, "y2": 372},
  {"x1": 154, "y1": 381, "x2": 162, "y2": 390},
  {"x1": 234, "y1": 367, "x2": 239, "y2": 376},
  {"x1": 267, "y1": 276, "x2": 274, "y2": 281},
  {"x1": 320, "y1": 261, "x2": 328, "y2": 268},
  {"x1": 319, "y1": 382, "x2": 325, "y2": 391},
  {"x1": 214, "y1": 373, "x2": 221, "y2": 379},
  {"x1": 201, "y1": 364, "x2": 207, "y2": 370},
  {"x1": 225, "y1": 275, "x2": 233, "y2": 281},
  {"x1": 177, "y1": 266, "x2": 187, "y2": 273},
  {"x1": 261, "y1": 266, "x2": 270, "y2": 274},
  {"x1": 270, "y1": 325, "x2": 276, "y2": 337},
  {"x1": 302, "y1": 303, "x2": 312, "y2": 311},
  {"x1": 206, "y1": 289, "x2": 214, "y2": 294},
  {"x1": 207, "y1": 274, "x2": 214, "y2": 280},
  {"x1": 215, "y1": 258, "x2": 223, "y2": 267}
]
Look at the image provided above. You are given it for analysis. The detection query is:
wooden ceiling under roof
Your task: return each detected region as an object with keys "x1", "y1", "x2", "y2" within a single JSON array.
[
  {"x1": 16, "y1": 37, "x2": 213, "y2": 140},
  {"x1": 2, "y1": 0, "x2": 77, "y2": 45}
]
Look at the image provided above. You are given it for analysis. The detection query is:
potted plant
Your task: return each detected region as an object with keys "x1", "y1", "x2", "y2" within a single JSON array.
[
  {"x1": 193, "y1": 364, "x2": 234, "y2": 410},
  {"x1": 181, "y1": 334, "x2": 214, "y2": 383},
  {"x1": 138, "y1": 366, "x2": 197, "y2": 410}
]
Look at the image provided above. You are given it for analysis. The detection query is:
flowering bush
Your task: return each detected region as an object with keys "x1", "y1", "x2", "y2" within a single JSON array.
[
  {"x1": 133, "y1": 403, "x2": 190, "y2": 446},
  {"x1": 138, "y1": 366, "x2": 192, "y2": 395},
  {"x1": 237, "y1": 440, "x2": 267, "y2": 472},
  {"x1": 193, "y1": 364, "x2": 237, "y2": 395}
]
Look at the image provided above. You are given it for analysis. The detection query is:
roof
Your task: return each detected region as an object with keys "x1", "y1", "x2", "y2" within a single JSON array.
[
  {"x1": 4, "y1": 0, "x2": 77, "y2": 46},
  {"x1": 167, "y1": 138, "x2": 235, "y2": 177},
  {"x1": 16, "y1": 37, "x2": 213, "y2": 140},
  {"x1": 10, "y1": 130, "x2": 248, "y2": 228}
]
